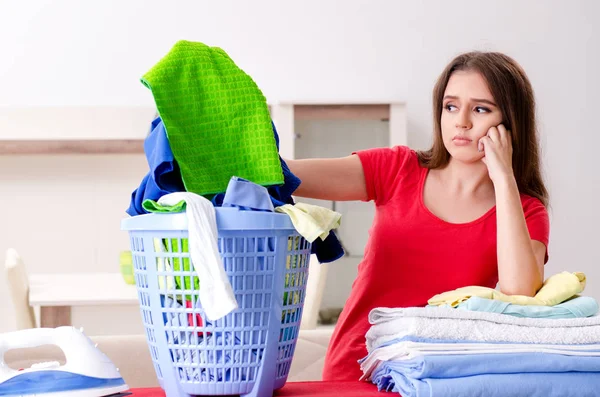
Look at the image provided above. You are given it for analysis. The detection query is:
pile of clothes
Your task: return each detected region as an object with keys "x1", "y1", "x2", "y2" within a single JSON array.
[
  {"x1": 361, "y1": 272, "x2": 600, "y2": 397},
  {"x1": 127, "y1": 40, "x2": 345, "y2": 382},
  {"x1": 127, "y1": 40, "x2": 344, "y2": 265}
]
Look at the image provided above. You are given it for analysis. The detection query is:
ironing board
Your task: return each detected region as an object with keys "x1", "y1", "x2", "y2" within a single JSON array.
[{"x1": 130, "y1": 381, "x2": 382, "y2": 396}]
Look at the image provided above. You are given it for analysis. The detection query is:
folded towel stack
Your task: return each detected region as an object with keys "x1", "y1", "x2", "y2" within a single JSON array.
[{"x1": 361, "y1": 306, "x2": 600, "y2": 397}]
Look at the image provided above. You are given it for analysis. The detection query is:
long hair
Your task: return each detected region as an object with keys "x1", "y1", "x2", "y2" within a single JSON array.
[{"x1": 418, "y1": 51, "x2": 549, "y2": 207}]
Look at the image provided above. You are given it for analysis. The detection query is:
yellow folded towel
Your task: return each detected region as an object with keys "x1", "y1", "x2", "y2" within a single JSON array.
[
  {"x1": 275, "y1": 202, "x2": 341, "y2": 243},
  {"x1": 428, "y1": 271, "x2": 586, "y2": 307}
]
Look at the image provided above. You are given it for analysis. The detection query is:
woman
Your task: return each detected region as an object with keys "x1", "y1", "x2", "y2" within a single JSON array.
[{"x1": 287, "y1": 51, "x2": 550, "y2": 381}]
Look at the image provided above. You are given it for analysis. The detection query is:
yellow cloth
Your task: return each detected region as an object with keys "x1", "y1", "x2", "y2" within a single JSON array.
[
  {"x1": 428, "y1": 271, "x2": 586, "y2": 307},
  {"x1": 275, "y1": 202, "x2": 341, "y2": 243}
]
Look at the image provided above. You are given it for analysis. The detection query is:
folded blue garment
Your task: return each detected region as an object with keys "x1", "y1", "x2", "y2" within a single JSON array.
[
  {"x1": 370, "y1": 335, "x2": 600, "y2": 355},
  {"x1": 371, "y1": 351, "x2": 600, "y2": 381},
  {"x1": 368, "y1": 334, "x2": 600, "y2": 397},
  {"x1": 127, "y1": 117, "x2": 184, "y2": 216},
  {"x1": 453, "y1": 295, "x2": 599, "y2": 319},
  {"x1": 376, "y1": 370, "x2": 599, "y2": 397}
]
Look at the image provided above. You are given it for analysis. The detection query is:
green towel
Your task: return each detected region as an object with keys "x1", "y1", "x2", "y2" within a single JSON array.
[
  {"x1": 142, "y1": 199, "x2": 186, "y2": 213},
  {"x1": 141, "y1": 40, "x2": 284, "y2": 195}
]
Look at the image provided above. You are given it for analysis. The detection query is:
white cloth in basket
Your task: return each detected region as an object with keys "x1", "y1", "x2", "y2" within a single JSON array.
[{"x1": 158, "y1": 192, "x2": 238, "y2": 320}]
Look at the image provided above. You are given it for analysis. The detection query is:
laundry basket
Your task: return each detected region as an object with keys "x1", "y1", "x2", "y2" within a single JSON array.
[{"x1": 121, "y1": 207, "x2": 312, "y2": 397}]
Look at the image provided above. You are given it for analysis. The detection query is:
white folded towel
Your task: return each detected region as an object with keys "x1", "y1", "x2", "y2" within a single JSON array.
[
  {"x1": 366, "y1": 307, "x2": 600, "y2": 351},
  {"x1": 374, "y1": 341, "x2": 600, "y2": 355},
  {"x1": 369, "y1": 306, "x2": 600, "y2": 327}
]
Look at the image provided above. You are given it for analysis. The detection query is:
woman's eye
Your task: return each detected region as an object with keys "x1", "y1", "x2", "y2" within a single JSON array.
[
  {"x1": 445, "y1": 104, "x2": 458, "y2": 111},
  {"x1": 475, "y1": 106, "x2": 491, "y2": 113}
]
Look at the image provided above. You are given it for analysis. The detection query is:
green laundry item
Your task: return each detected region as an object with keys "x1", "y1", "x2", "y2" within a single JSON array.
[
  {"x1": 141, "y1": 40, "x2": 284, "y2": 195},
  {"x1": 142, "y1": 199, "x2": 186, "y2": 213},
  {"x1": 166, "y1": 238, "x2": 199, "y2": 301}
]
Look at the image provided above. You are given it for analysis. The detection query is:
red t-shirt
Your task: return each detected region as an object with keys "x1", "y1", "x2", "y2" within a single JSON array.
[{"x1": 322, "y1": 146, "x2": 550, "y2": 381}]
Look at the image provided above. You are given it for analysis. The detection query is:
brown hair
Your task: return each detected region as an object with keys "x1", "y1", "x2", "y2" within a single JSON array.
[{"x1": 417, "y1": 51, "x2": 549, "y2": 207}]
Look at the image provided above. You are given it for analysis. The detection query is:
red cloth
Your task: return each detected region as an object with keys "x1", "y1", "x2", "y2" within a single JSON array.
[
  {"x1": 129, "y1": 381, "x2": 382, "y2": 396},
  {"x1": 323, "y1": 146, "x2": 550, "y2": 381},
  {"x1": 185, "y1": 300, "x2": 209, "y2": 337}
]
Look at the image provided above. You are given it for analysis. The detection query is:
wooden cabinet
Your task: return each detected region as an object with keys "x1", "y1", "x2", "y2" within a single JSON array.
[{"x1": 270, "y1": 103, "x2": 407, "y2": 159}]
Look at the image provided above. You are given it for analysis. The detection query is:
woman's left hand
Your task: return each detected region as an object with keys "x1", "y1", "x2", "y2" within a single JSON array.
[{"x1": 478, "y1": 124, "x2": 514, "y2": 184}]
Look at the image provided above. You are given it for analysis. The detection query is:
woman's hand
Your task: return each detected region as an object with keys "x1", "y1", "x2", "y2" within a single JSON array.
[{"x1": 478, "y1": 124, "x2": 514, "y2": 185}]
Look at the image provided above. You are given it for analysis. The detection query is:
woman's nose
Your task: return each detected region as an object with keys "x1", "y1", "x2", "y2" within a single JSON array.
[{"x1": 456, "y1": 110, "x2": 472, "y2": 130}]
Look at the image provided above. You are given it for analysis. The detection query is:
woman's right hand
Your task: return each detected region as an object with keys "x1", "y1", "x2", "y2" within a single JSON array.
[{"x1": 286, "y1": 155, "x2": 368, "y2": 201}]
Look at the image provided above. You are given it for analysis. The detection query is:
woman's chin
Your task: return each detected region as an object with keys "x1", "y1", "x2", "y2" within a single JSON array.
[{"x1": 447, "y1": 147, "x2": 485, "y2": 164}]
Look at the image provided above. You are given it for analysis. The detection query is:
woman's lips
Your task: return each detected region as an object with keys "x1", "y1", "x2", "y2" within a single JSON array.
[{"x1": 452, "y1": 136, "x2": 472, "y2": 146}]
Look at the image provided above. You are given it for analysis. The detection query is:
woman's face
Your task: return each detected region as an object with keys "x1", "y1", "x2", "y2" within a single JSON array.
[{"x1": 441, "y1": 70, "x2": 503, "y2": 164}]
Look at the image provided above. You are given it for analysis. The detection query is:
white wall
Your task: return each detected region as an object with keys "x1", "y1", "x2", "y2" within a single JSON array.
[
  {"x1": 0, "y1": 0, "x2": 598, "y2": 332},
  {"x1": 0, "y1": 155, "x2": 148, "y2": 334}
]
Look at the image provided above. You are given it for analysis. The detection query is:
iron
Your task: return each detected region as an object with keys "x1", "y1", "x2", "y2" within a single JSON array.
[{"x1": 0, "y1": 326, "x2": 130, "y2": 397}]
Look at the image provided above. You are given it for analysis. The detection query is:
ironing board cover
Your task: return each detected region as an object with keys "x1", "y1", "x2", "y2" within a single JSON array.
[{"x1": 130, "y1": 381, "x2": 381, "y2": 396}]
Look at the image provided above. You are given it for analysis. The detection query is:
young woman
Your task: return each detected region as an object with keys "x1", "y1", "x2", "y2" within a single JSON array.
[{"x1": 287, "y1": 51, "x2": 550, "y2": 381}]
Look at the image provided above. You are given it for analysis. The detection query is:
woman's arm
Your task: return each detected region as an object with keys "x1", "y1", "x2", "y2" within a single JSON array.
[
  {"x1": 480, "y1": 124, "x2": 544, "y2": 296},
  {"x1": 494, "y1": 177, "x2": 545, "y2": 296},
  {"x1": 286, "y1": 155, "x2": 368, "y2": 201}
]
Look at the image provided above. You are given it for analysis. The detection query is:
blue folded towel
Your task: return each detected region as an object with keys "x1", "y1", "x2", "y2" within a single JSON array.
[
  {"x1": 371, "y1": 351, "x2": 600, "y2": 381},
  {"x1": 375, "y1": 370, "x2": 600, "y2": 397},
  {"x1": 453, "y1": 295, "x2": 599, "y2": 319},
  {"x1": 367, "y1": 335, "x2": 600, "y2": 397}
]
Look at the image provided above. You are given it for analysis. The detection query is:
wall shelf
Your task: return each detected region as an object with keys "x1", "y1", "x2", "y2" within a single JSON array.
[
  {"x1": 0, "y1": 139, "x2": 144, "y2": 155},
  {"x1": 0, "y1": 106, "x2": 153, "y2": 154}
]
